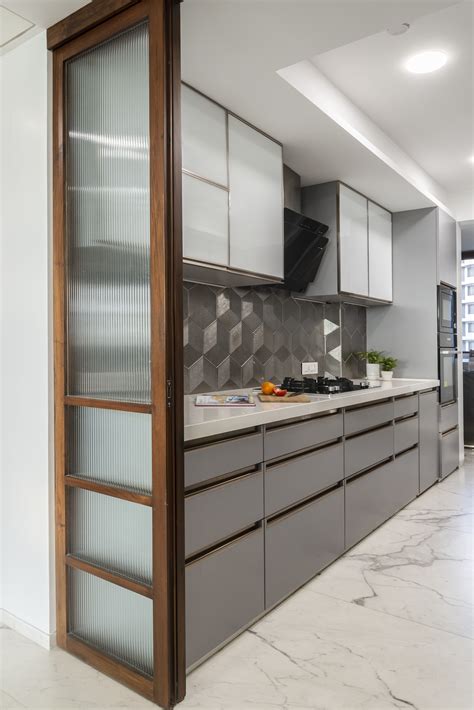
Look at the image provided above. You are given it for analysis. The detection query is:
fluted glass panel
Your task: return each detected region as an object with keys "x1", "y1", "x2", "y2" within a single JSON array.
[
  {"x1": 66, "y1": 21, "x2": 151, "y2": 402},
  {"x1": 67, "y1": 407, "x2": 152, "y2": 494},
  {"x1": 69, "y1": 489, "x2": 152, "y2": 583},
  {"x1": 68, "y1": 568, "x2": 153, "y2": 675}
]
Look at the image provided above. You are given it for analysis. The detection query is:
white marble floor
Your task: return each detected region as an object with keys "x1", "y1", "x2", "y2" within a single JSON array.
[{"x1": 1, "y1": 459, "x2": 473, "y2": 710}]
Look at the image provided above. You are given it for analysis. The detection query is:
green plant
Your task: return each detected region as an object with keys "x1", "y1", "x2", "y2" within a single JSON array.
[
  {"x1": 356, "y1": 350, "x2": 384, "y2": 364},
  {"x1": 380, "y1": 356, "x2": 398, "y2": 372}
]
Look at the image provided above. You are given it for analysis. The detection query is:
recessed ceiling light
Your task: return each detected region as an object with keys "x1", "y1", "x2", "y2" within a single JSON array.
[
  {"x1": 405, "y1": 50, "x2": 447, "y2": 74},
  {"x1": 387, "y1": 22, "x2": 410, "y2": 36}
]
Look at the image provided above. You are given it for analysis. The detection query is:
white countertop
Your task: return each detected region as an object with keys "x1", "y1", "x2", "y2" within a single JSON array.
[{"x1": 184, "y1": 378, "x2": 439, "y2": 442}]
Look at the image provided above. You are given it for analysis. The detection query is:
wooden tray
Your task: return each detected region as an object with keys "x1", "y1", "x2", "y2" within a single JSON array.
[{"x1": 258, "y1": 393, "x2": 311, "y2": 403}]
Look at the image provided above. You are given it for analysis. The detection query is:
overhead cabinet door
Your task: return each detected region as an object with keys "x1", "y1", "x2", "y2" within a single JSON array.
[
  {"x1": 339, "y1": 185, "x2": 368, "y2": 297},
  {"x1": 228, "y1": 115, "x2": 284, "y2": 279},
  {"x1": 181, "y1": 84, "x2": 227, "y2": 186},
  {"x1": 182, "y1": 173, "x2": 229, "y2": 265},
  {"x1": 368, "y1": 201, "x2": 392, "y2": 301}
]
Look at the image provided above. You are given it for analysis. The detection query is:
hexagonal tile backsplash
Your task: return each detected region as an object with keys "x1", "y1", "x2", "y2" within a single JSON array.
[{"x1": 184, "y1": 283, "x2": 367, "y2": 394}]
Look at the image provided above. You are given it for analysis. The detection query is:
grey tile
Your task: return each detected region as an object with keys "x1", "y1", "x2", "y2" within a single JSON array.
[
  {"x1": 203, "y1": 320, "x2": 217, "y2": 353},
  {"x1": 182, "y1": 284, "x2": 366, "y2": 394}
]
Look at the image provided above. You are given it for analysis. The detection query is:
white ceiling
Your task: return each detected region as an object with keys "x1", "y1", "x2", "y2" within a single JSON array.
[
  {"x1": 312, "y1": 1, "x2": 474, "y2": 219},
  {"x1": 181, "y1": 0, "x2": 470, "y2": 217},
  {"x1": 2, "y1": 0, "x2": 89, "y2": 28},
  {"x1": 0, "y1": 0, "x2": 89, "y2": 52},
  {"x1": 0, "y1": 6, "x2": 33, "y2": 47}
]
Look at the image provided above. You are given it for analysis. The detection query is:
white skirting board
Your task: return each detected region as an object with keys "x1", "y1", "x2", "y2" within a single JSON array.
[{"x1": 0, "y1": 609, "x2": 56, "y2": 650}]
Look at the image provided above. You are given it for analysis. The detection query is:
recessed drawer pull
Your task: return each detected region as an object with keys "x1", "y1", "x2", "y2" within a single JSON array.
[
  {"x1": 185, "y1": 523, "x2": 261, "y2": 565},
  {"x1": 266, "y1": 482, "x2": 342, "y2": 526}
]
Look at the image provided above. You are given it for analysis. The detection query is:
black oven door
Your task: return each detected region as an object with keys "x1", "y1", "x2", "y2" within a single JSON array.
[
  {"x1": 438, "y1": 286, "x2": 456, "y2": 334},
  {"x1": 439, "y1": 348, "x2": 457, "y2": 404}
]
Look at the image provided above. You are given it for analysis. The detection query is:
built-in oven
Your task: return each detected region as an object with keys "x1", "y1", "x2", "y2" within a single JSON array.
[
  {"x1": 438, "y1": 285, "x2": 457, "y2": 335},
  {"x1": 439, "y1": 347, "x2": 458, "y2": 405}
]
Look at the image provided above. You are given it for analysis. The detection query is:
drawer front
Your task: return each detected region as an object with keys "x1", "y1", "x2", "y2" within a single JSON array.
[
  {"x1": 185, "y1": 470, "x2": 263, "y2": 557},
  {"x1": 346, "y1": 448, "x2": 419, "y2": 548},
  {"x1": 419, "y1": 390, "x2": 439, "y2": 493},
  {"x1": 265, "y1": 487, "x2": 344, "y2": 608},
  {"x1": 186, "y1": 528, "x2": 264, "y2": 667},
  {"x1": 265, "y1": 412, "x2": 342, "y2": 461},
  {"x1": 265, "y1": 442, "x2": 343, "y2": 517},
  {"x1": 439, "y1": 402, "x2": 458, "y2": 434},
  {"x1": 344, "y1": 401, "x2": 393, "y2": 436},
  {"x1": 394, "y1": 394, "x2": 419, "y2": 419},
  {"x1": 394, "y1": 416, "x2": 418, "y2": 454},
  {"x1": 345, "y1": 424, "x2": 393, "y2": 477},
  {"x1": 440, "y1": 428, "x2": 459, "y2": 478},
  {"x1": 185, "y1": 431, "x2": 263, "y2": 488}
]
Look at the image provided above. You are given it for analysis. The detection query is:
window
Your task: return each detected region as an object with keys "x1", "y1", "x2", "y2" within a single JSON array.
[
  {"x1": 469, "y1": 304, "x2": 474, "y2": 315},
  {"x1": 468, "y1": 266, "x2": 474, "y2": 278}
]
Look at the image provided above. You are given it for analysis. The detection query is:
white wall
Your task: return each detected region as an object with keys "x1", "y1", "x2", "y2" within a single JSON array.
[{"x1": 0, "y1": 30, "x2": 55, "y2": 648}]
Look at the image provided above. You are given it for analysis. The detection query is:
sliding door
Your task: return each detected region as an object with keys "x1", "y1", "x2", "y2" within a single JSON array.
[{"x1": 49, "y1": 2, "x2": 184, "y2": 707}]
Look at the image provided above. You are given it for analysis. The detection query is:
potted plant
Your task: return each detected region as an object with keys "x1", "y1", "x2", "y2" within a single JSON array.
[
  {"x1": 356, "y1": 350, "x2": 383, "y2": 380},
  {"x1": 380, "y1": 355, "x2": 398, "y2": 381}
]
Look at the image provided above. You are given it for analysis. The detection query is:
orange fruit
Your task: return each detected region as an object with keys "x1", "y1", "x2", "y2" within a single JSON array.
[{"x1": 261, "y1": 381, "x2": 275, "y2": 395}]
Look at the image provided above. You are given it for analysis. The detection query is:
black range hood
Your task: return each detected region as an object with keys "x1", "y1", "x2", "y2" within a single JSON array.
[{"x1": 283, "y1": 207, "x2": 329, "y2": 292}]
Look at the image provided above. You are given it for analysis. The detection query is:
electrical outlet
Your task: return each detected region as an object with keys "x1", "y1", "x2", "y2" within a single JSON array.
[{"x1": 302, "y1": 361, "x2": 318, "y2": 375}]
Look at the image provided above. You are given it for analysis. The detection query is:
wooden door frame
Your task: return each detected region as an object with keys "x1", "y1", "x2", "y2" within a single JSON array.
[{"x1": 48, "y1": 1, "x2": 184, "y2": 707}]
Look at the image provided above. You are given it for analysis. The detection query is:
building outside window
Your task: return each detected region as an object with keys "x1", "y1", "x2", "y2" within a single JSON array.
[{"x1": 461, "y1": 258, "x2": 474, "y2": 359}]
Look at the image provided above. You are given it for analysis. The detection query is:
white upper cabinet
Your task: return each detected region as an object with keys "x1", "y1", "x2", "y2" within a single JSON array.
[
  {"x1": 368, "y1": 201, "x2": 392, "y2": 301},
  {"x1": 182, "y1": 173, "x2": 229, "y2": 265},
  {"x1": 228, "y1": 115, "x2": 284, "y2": 279},
  {"x1": 438, "y1": 208, "x2": 457, "y2": 287},
  {"x1": 181, "y1": 84, "x2": 227, "y2": 186},
  {"x1": 339, "y1": 185, "x2": 369, "y2": 297}
]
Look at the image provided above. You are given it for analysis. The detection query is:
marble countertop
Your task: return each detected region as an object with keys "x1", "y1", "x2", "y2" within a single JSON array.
[{"x1": 184, "y1": 378, "x2": 439, "y2": 442}]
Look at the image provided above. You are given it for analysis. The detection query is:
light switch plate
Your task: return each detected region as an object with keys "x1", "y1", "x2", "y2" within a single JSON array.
[{"x1": 302, "y1": 362, "x2": 318, "y2": 375}]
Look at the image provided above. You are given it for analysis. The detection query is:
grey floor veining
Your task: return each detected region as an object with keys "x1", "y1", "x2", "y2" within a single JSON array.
[{"x1": 1, "y1": 457, "x2": 473, "y2": 710}]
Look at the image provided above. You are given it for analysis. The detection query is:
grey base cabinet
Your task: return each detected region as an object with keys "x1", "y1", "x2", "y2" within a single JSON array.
[
  {"x1": 345, "y1": 448, "x2": 419, "y2": 549},
  {"x1": 186, "y1": 528, "x2": 264, "y2": 668},
  {"x1": 440, "y1": 428, "x2": 459, "y2": 479},
  {"x1": 265, "y1": 487, "x2": 344, "y2": 609},
  {"x1": 419, "y1": 391, "x2": 440, "y2": 492}
]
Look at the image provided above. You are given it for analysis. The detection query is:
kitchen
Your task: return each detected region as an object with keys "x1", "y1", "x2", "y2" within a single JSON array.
[{"x1": 0, "y1": 1, "x2": 472, "y2": 709}]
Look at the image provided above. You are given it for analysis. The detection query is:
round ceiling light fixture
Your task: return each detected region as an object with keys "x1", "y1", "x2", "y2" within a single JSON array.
[
  {"x1": 387, "y1": 22, "x2": 410, "y2": 36},
  {"x1": 405, "y1": 50, "x2": 447, "y2": 74}
]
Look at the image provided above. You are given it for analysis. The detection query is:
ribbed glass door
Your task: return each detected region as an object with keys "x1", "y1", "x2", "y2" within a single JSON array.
[
  {"x1": 66, "y1": 21, "x2": 151, "y2": 403},
  {"x1": 63, "y1": 20, "x2": 154, "y2": 677}
]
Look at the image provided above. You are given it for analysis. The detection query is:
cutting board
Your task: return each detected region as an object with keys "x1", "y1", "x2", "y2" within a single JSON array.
[{"x1": 258, "y1": 393, "x2": 311, "y2": 403}]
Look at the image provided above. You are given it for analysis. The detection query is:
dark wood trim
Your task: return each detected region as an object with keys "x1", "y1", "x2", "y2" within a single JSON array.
[
  {"x1": 47, "y1": 0, "x2": 141, "y2": 50},
  {"x1": 64, "y1": 396, "x2": 152, "y2": 414},
  {"x1": 66, "y1": 635, "x2": 154, "y2": 699},
  {"x1": 65, "y1": 475, "x2": 153, "y2": 506},
  {"x1": 65, "y1": 555, "x2": 153, "y2": 598},
  {"x1": 53, "y1": 2, "x2": 148, "y2": 63},
  {"x1": 53, "y1": 48, "x2": 68, "y2": 649},
  {"x1": 149, "y1": 0, "x2": 185, "y2": 706}
]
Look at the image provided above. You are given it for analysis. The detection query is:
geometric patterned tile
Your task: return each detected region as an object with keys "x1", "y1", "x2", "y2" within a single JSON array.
[{"x1": 183, "y1": 283, "x2": 367, "y2": 393}]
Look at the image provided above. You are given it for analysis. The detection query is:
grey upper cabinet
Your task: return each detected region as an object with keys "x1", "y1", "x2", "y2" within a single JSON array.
[
  {"x1": 302, "y1": 182, "x2": 392, "y2": 305},
  {"x1": 368, "y1": 201, "x2": 392, "y2": 301},
  {"x1": 339, "y1": 185, "x2": 369, "y2": 297},
  {"x1": 228, "y1": 116, "x2": 284, "y2": 280},
  {"x1": 181, "y1": 84, "x2": 284, "y2": 287},
  {"x1": 438, "y1": 208, "x2": 457, "y2": 288}
]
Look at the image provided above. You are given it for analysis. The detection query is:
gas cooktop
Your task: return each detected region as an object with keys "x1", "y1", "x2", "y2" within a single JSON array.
[{"x1": 281, "y1": 376, "x2": 375, "y2": 395}]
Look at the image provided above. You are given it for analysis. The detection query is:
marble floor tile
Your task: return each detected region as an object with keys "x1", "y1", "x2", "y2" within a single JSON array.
[
  {"x1": 309, "y1": 466, "x2": 474, "y2": 639},
  {"x1": 0, "y1": 628, "x2": 155, "y2": 709},
  {"x1": 1, "y1": 464, "x2": 473, "y2": 710}
]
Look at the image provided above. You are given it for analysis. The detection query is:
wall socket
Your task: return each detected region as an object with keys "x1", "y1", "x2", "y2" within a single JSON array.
[{"x1": 302, "y1": 362, "x2": 318, "y2": 375}]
